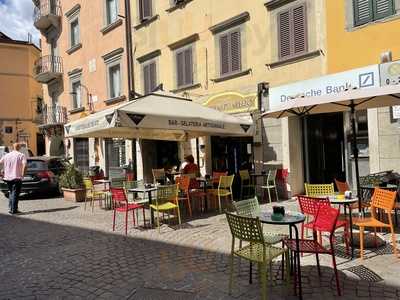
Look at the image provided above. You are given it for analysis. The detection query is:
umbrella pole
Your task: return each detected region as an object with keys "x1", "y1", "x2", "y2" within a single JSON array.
[{"x1": 350, "y1": 102, "x2": 361, "y2": 213}]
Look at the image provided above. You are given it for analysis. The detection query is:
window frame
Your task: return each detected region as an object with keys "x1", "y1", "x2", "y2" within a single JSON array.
[
  {"x1": 108, "y1": 63, "x2": 122, "y2": 99},
  {"x1": 69, "y1": 71, "x2": 83, "y2": 110},
  {"x1": 69, "y1": 15, "x2": 80, "y2": 49},
  {"x1": 138, "y1": 0, "x2": 153, "y2": 22},
  {"x1": 174, "y1": 43, "x2": 195, "y2": 89},
  {"x1": 105, "y1": 0, "x2": 119, "y2": 26},
  {"x1": 103, "y1": 48, "x2": 124, "y2": 101},
  {"x1": 217, "y1": 26, "x2": 243, "y2": 77},
  {"x1": 142, "y1": 58, "x2": 158, "y2": 95},
  {"x1": 353, "y1": 0, "x2": 396, "y2": 26}
]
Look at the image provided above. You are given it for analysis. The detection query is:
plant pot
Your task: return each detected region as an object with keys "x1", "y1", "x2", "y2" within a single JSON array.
[{"x1": 62, "y1": 188, "x2": 86, "y2": 202}]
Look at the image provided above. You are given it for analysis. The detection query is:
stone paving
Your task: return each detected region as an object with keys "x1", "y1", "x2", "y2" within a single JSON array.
[{"x1": 1, "y1": 194, "x2": 400, "y2": 299}]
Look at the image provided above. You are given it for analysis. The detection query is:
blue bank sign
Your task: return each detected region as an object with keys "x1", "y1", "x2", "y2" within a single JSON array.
[{"x1": 268, "y1": 64, "x2": 380, "y2": 112}]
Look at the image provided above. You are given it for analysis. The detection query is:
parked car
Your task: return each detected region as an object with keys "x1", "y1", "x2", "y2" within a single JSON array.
[{"x1": 0, "y1": 157, "x2": 65, "y2": 197}]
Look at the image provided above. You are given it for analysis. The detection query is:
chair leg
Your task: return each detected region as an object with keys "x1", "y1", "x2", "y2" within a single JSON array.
[
  {"x1": 315, "y1": 253, "x2": 321, "y2": 276},
  {"x1": 91, "y1": 197, "x2": 94, "y2": 213},
  {"x1": 177, "y1": 206, "x2": 181, "y2": 225},
  {"x1": 331, "y1": 253, "x2": 341, "y2": 296},
  {"x1": 187, "y1": 196, "x2": 192, "y2": 217},
  {"x1": 274, "y1": 186, "x2": 279, "y2": 201},
  {"x1": 391, "y1": 226, "x2": 397, "y2": 257},
  {"x1": 285, "y1": 251, "x2": 290, "y2": 283},
  {"x1": 259, "y1": 262, "x2": 267, "y2": 300},
  {"x1": 344, "y1": 224, "x2": 349, "y2": 255},
  {"x1": 112, "y1": 209, "x2": 116, "y2": 231},
  {"x1": 125, "y1": 210, "x2": 128, "y2": 235},
  {"x1": 360, "y1": 226, "x2": 364, "y2": 260},
  {"x1": 142, "y1": 207, "x2": 146, "y2": 227},
  {"x1": 218, "y1": 194, "x2": 222, "y2": 213},
  {"x1": 157, "y1": 210, "x2": 160, "y2": 233},
  {"x1": 132, "y1": 210, "x2": 136, "y2": 226},
  {"x1": 84, "y1": 197, "x2": 87, "y2": 211},
  {"x1": 267, "y1": 188, "x2": 272, "y2": 203}
]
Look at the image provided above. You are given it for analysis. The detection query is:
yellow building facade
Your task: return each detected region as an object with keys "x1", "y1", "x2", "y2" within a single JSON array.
[
  {"x1": 326, "y1": 0, "x2": 400, "y2": 178},
  {"x1": 0, "y1": 33, "x2": 44, "y2": 155},
  {"x1": 132, "y1": 0, "x2": 328, "y2": 194}
]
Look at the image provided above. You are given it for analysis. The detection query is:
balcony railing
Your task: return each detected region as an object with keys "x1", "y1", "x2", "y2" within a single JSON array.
[
  {"x1": 39, "y1": 105, "x2": 68, "y2": 127},
  {"x1": 33, "y1": 0, "x2": 61, "y2": 31},
  {"x1": 34, "y1": 55, "x2": 63, "y2": 83}
]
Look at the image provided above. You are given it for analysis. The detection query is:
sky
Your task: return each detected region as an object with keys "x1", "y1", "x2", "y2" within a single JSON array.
[{"x1": 0, "y1": 0, "x2": 40, "y2": 45}]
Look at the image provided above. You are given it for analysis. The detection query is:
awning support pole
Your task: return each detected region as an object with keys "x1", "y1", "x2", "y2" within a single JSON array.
[{"x1": 350, "y1": 100, "x2": 361, "y2": 212}]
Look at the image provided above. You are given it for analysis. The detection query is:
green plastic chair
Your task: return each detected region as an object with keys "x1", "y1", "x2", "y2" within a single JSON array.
[
  {"x1": 150, "y1": 184, "x2": 181, "y2": 233},
  {"x1": 123, "y1": 180, "x2": 149, "y2": 204},
  {"x1": 111, "y1": 177, "x2": 125, "y2": 188},
  {"x1": 234, "y1": 197, "x2": 286, "y2": 245},
  {"x1": 239, "y1": 170, "x2": 255, "y2": 200},
  {"x1": 261, "y1": 170, "x2": 279, "y2": 203},
  {"x1": 225, "y1": 212, "x2": 289, "y2": 300}
]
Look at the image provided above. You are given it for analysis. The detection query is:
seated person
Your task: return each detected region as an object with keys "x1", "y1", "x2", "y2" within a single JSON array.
[{"x1": 182, "y1": 155, "x2": 199, "y2": 176}]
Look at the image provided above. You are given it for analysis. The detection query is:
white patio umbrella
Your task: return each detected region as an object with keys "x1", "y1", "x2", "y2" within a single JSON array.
[
  {"x1": 262, "y1": 84, "x2": 400, "y2": 211},
  {"x1": 65, "y1": 92, "x2": 254, "y2": 141}
]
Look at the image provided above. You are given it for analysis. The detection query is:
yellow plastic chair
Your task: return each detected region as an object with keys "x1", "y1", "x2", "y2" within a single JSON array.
[
  {"x1": 150, "y1": 184, "x2": 181, "y2": 233},
  {"x1": 208, "y1": 175, "x2": 234, "y2": 213},
  {"x1": 304, "y1": 183, "x2": 334, "y2": 197},
  {"x1": 83, "y1": 178, "x2": 109, "y2": 212},
  {"x1": 226, "y1": 212, "x2": 289, "y2": 300},
  {"x1": 354, "y1": 188, "x2": 397, "y2": 260},
  {"x1": 261, "y1": 169, "x2": 279, "y2": 203},
  {"x1": 239, "y1": 170, "x2": 255, "y2": 200}
]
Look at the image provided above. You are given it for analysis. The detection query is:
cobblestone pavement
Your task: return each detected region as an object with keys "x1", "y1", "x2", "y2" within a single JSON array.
[{"x1": 1, "y1": 194, "x2": 400, "y2": 299}]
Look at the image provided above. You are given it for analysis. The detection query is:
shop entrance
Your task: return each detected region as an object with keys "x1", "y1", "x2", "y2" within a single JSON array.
[{"x1": 304, "y1": 113, "x2": 346, "y2": 184}]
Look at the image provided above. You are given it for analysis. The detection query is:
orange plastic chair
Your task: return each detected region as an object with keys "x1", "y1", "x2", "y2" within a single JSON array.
[
  {"x1": 176, "y1": 175, "x2": 192, "y2": 217},
  {"x1": 354, "y1": 188, "x2": 397, "y2": 259},
  {"x1": 334, "y1": 179, "x2": 350, "y2": 194},
  {"x1": 212, "y1": 171, "x2": 228, "y2": 187}
]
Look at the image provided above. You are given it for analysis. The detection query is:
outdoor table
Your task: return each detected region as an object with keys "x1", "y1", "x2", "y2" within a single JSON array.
[
  {"x1": 94, "y1": 179, "x2": 111, "y2": 190},
  {"x1": 128, "y1": 186, "x2": 157, "y2": 226},
  {"x1": 259, "y1": 211, "x2": 305, "y2": 300}
]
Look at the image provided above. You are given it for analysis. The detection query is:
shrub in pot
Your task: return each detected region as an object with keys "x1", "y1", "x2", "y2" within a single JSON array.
[{"x1": 59, "y1": 164, "x2": 86, "y2": 202}]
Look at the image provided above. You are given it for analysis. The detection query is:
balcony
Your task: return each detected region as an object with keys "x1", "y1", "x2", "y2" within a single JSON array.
[
  {"x1": 38, "y1": 105, "x2": 68, "y2": 128},
  {"x1": 34, "y1": 55, "x2": 63, "y2": 83},
  {"x1": 33, "y1": 0, "x2": 61, "y2": 32}
]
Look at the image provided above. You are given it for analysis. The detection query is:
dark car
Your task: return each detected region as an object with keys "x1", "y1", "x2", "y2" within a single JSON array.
[{"x1": 0, "y1": 157, "x2": 65, "y2": 197}]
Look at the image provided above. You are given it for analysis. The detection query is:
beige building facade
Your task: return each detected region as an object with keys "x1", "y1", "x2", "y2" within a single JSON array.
[
  {"x1": 0, "y1": 32, "x2": 44, "y2": 155},
  {"x1": 132, "y1": 0, "x2": 327, "y2": 195}
]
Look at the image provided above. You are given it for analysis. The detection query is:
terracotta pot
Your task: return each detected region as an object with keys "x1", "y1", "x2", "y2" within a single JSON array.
[{"x1": 62, "y1": 188, "x2": 86, "y2": 202}]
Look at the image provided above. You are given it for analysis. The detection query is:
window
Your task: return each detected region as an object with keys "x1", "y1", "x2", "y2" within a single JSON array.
[
  {"x1": 139, "y1": 0, "x2": 152, "y2": 21},
  {"x1": 143, "y1": 61, "x2": 157, "y2": 94},
  {"x1": 353, "y1": 0, "x2": 395, "y2": 26},
  {"x1": 74, "y1": 138, "x2": 89, "y2": 175},
  {"x1": 219, "y1": 29, "x2": 242, "y2": 76},
  {"x1": 71, "y1": 80, "x2": 82, "y2": 109},
  {"x1": 109, "y1": 64, "x2": 122, "y2": 98},
  {"x1": 4, "y1": 127, "x2": 12, "y2": 134},
  {"x1": 278, "y1": 4, "x2": 307, "y2": 60},
  {"x1": 106, "y1": 0, "x2": 118, "y2": 25},
  {"x1": 70, "y1": 18, "x2": 80, "y2": 48},
  {"x1": 176, "y1": 46, "x2": 194, "y2": 88}
]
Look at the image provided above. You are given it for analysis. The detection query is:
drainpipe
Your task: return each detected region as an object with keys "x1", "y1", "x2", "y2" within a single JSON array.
[{"x1": 124, "y1": 0, "x2": 135, "y2": 100}]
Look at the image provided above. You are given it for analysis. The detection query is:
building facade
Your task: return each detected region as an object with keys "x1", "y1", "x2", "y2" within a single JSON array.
[
  {"x1": 0, "y1": 32, "x2": 44, "y2": 155},
  {"x1": 33, "y1": 0, "x2": 134, "y2": 177},
  {"x1": 132, "y1": 0, "x2": 327, "y2": 195}
]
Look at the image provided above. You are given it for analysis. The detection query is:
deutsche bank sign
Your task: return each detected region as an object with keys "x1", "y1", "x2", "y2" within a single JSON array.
[{"x1": 268, "y1": 65, "x2": 380, "y2": 111}]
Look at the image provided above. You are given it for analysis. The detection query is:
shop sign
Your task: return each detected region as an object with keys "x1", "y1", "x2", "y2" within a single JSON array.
[
  {"x1": 268, "y1": 64, "x2": 380, "y2": 112},
  {"x1": 203, "y1": 92, "x2": 258, "y2": 114},
  {"x1": 380, "y1": 60, "x2": 400, "y2": 121}
]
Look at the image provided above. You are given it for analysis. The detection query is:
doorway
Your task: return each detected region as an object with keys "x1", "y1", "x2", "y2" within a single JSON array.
[
  {"x1": 304, "y1": 113, "x2": 345, "y2": 184},
  {"x1": 36, "y1": 133, "x2": 46, "y2": 156}
]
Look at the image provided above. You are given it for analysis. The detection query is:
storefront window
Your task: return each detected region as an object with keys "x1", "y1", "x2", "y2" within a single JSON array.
[{"x1": 106, "y1": 138, "x2": 126, "y2": 178}]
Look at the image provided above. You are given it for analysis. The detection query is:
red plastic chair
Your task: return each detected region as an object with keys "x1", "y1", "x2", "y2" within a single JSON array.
[
  {"x1": 298, "y1": 195, "x2": 349, "y2": 254},
  {"x1": 284, "y1": 206, "x2": 342, "y2": 296},
  {"x1": 111, "y1": 188, "x2": 145, "y2": 235}
]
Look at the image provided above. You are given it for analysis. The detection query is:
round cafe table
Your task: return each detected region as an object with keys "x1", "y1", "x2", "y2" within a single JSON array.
[{"x1": 259, "y1": 211, "x2": 305, "y2": 300}]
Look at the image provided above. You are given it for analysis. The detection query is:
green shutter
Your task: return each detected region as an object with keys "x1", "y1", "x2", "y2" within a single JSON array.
[
  {"x1": 373, "y1": 0, "x2": 395, "y2": 20},
  {"x1": 353, "y1": 0, "x2": 373, "y2": 26}
]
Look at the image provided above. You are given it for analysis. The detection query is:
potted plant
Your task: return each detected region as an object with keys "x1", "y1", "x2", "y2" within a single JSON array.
[{"x1": 59, "y1": 164, "x2": 86, "y2": 202}]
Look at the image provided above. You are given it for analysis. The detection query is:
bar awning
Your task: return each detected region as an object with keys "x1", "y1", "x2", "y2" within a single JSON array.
[
  {"x1": 65, "y1": 92, "x2": 255, "y2": 141},
  {"x1": 262, "y1": 84, "x2": 400, "y2": 118}
]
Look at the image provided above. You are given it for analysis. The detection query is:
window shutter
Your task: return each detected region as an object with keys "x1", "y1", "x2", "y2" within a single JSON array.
[
  {"x1": 143, "y1": 64, "x2": 150, "y2": 94},
  {"x1": 176, "y1": 51, "x2": 185, "y2": 87},
  {"x1": 278, "y1": 10, "x2": 291, "y2": 59},
  {"x1": 353, "y1": 0, "x2": 373, "y2": 26},
  {"x1": 149, "y1": 62, "x2": 157, "y2": 92},
  {"x1": 219, "y1": 34, "x2": 230, "y2": 75},
  {"x1": 184, "y1": 47, "x2": 193, "y2": 85},
  {"x1": 373, "y1": 0, "x2": 394, "y2": 20},
  {"x1": 230, "y1": 30, "x2": 241, "y2": 73},
  {"x1": 140, "y1": 0, "x2": 152, "y2": 21},
  {"x1": 292, "y1": 5, "x2": 307, "y2": 55}
]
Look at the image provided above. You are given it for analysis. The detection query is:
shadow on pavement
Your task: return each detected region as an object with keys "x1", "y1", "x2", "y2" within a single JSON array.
[{"x1": 19, "y1": 206, "x2": 79, "y2": 215}]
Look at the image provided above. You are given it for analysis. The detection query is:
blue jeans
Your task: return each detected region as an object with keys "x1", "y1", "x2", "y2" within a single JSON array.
[{"x1": 6, "y1": 179, "x2": 22, "y2": 213}]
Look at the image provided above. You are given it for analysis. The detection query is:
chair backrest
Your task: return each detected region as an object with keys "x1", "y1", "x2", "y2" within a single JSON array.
[
  {"x1": 212, "y1": 171, "x2": 228, "y2": 184},
  {"x1": 313, "y1": 205, "x2": 340, "y2": 234},
  {"x1": 371, "y1": 188, "x2": 397, "y2": 212},
  {"x1": 305, "y1": 183, "x2": 335, "y2": 196},
  {"x1": 298, "y1": 195, "x2": 330, "y2": 217},
  {"x1": 111, "y1": 187, "x2": 128, "y2": 204},
  {"x1": 334, "y1": 179, "x2": 350, "y2": 194},
  {"x1": 225, "y1": 212, "x2": 264, "y2": 244},
  {"x1": 123, "y1": 180, "x2": 144, "y2": 191},
  {"x1": 239, "y1": 169, "x2": 250, "y2": 182},
  {"x1": 111, "y1": 177, "x2": 125, "y2": 188},
  {"x1": 219, "y1": 175, "x2": 235, "y2": 189},
  {"x1": 152, "y1": 168, "x2": 166, "y2": 183},
  {"x1": 266, "y1": 169, "x2": 277, "y2": 183},
  {"x1": 83, "y1": 178, "x2": 94, "y2": 197},
  {"x1": 176, "y1": 175, "x2": 190, "y2": 192},
  {"x1": 156, "y1": 184, "x2": 178, "y2": 206},
  {"x1": 234, "y1": 197, "x2": 261, "y2": 217}
]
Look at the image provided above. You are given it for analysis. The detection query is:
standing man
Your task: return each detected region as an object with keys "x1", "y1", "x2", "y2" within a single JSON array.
[{"x1": 0, "y1": 143, "x2": 27, "y2": 214}]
